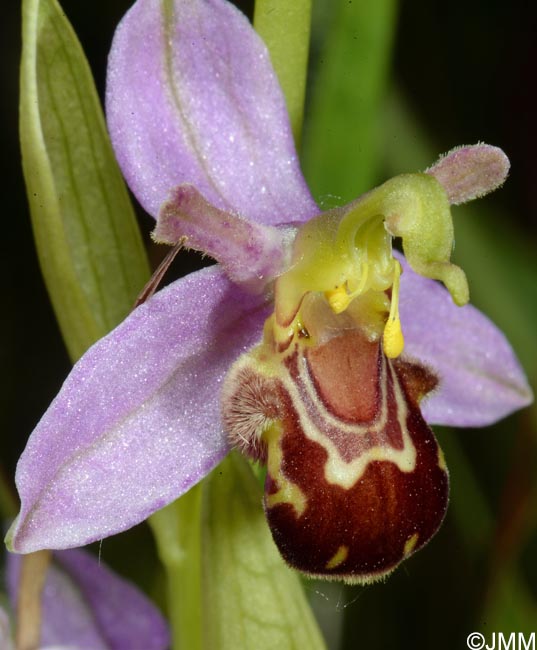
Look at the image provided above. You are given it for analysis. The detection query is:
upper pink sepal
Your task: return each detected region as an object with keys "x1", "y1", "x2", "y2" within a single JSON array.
[{"x1": 106, "y1": 0, "x2": 317, "y2": 225}]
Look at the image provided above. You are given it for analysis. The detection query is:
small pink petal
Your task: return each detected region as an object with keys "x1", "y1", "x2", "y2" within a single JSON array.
[{"x1": 155, "y1": 185, "x2": 294, "y2": 292}]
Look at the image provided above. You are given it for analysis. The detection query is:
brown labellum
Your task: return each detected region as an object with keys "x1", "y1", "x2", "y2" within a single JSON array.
[{"x1": 222, "y1": 329, "x2": 449, "y2": 584}]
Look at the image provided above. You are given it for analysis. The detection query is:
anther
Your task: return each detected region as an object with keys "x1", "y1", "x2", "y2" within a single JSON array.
[{"x1": 383, "y1": 261, "x2": 404, "y2": 359}]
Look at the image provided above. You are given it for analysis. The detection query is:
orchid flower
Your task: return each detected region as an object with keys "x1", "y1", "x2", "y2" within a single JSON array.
[
  {"x1": 4, "y1": 547, "x2": 169, "y2": 649},
  {"x1": 6, "y1": 0, "x2": 532, "y2": 586}
]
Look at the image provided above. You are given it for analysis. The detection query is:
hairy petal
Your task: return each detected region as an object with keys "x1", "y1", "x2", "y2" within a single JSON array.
[
  {"x1": 426, "y1": 144, "x2": 510, "y2": 206},
  {"x1": 155, "y1": 185, "x2": 294, "y2": 292},
  {"x1": 7, "y1": 548, "x2": 169, "y2": 649},
  {"x1": 106, "y1": 0, "x2": 317, "y2": 225},
  {"x1": 398, "y1": 255, "x2": 533, "y2": 427},
  {"x1": 8, "y1": 266, "x2": 270, "y2": 551}
]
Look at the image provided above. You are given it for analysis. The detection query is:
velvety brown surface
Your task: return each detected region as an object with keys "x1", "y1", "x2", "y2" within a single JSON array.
[{"x1": 265, "y1": 332, "x2": 449, "y2": 580}]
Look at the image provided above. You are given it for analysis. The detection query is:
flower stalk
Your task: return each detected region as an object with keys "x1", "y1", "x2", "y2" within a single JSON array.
[
  {"x1": 15, "y1": 551, "x2": 51, "y2": 650},
  {"x1": 149, "y1": 486, "x2": 203, "y2": 650}
]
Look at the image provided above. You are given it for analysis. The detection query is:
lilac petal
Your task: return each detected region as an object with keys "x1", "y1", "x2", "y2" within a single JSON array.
[
  {"x1": 398, "y1": 255, "x2": 533, "y2": 427},
  {"x1": 155, "y1": 185, "x2": 294, "y2": 292},
  {"x1": 7, "y1": 548, "x2": 169, "y2": 649},
  {"x1": 8, "y1": 266, "x2": 270, "y2": 552},
  {"x1": 106, "y1": 0, "x2": 317, "y2": 226}
]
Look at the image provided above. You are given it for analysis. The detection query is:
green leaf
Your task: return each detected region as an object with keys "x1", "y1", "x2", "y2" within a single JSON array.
[
  {"x1": 254, "y1": 0, "x2": 312, "y2": 144},
  {"x1": 201, "y1": 453, "x2": 326, "y2": 650},
  {"x1": 20, "y1": 0, "x2": 150, "y2": 360},
  {"x1": 479, "y1": 568, "x2": 537, "y2": 635},
  {"x1": 302, "y1": 0, "x2": 398, "y2": 201}
]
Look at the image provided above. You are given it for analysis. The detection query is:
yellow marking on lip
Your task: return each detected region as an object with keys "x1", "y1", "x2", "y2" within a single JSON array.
[
  {"x1": 264, "y1": 423, "x2": 307, "y2": 518},
  {"x1": 403, "y1": 533, "x2": 419, "y2": 557},
  {"x1": 286, "y1": 356, "x2": 417, "y2": 490},
  {"x1": 266, "y1": 485, "x2": 307, "y2": 516},
  {"x1": 326, "y1": 545, "x2": 349, "y2": 569},
  {"x1": 437, "y1": 447, "x2": 447, "y2": 472}
]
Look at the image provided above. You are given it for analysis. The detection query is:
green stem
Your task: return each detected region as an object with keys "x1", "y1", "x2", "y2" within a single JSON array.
[
  {"x1": 253, "y1": 0, "x2": 312, "y2": 144},
  {"x1": 148, "y1": 485, "x2": 203, "y2": 650}
]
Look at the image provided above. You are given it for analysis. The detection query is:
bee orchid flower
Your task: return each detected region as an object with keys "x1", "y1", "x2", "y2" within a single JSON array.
[{"x1": 7, "y1": 0, "x2": 533, "y2": 584}]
